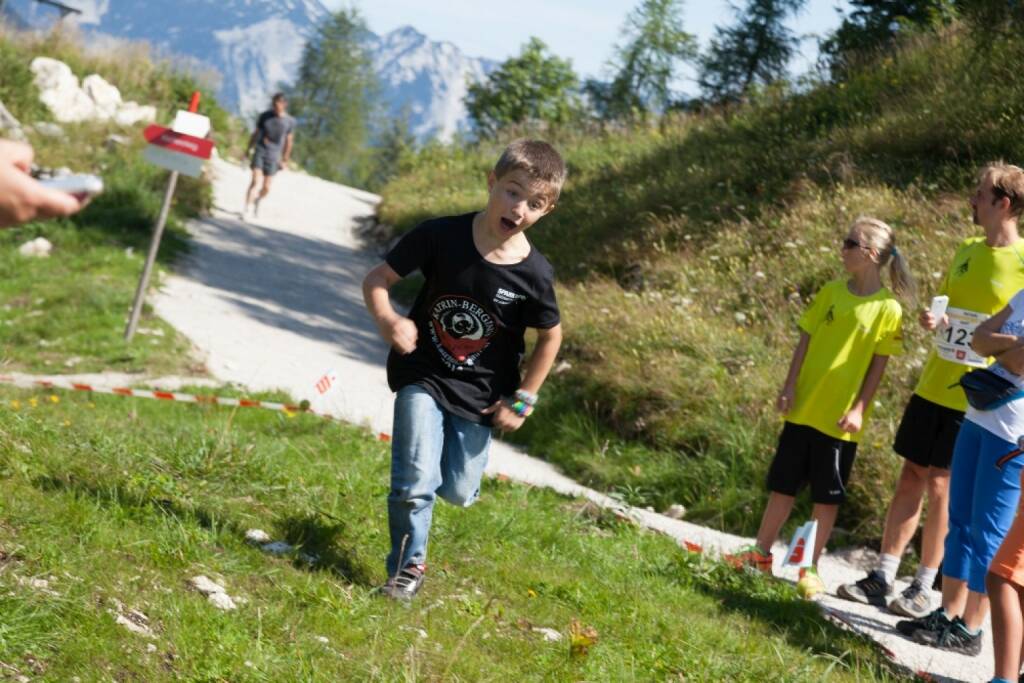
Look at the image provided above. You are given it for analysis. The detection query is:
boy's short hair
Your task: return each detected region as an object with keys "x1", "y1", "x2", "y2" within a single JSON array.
[
  {"x1": 272, "y1": 92, "x2": 287, "y2": 104},
  {"x1": 494, "y1": 139, "x2": 567, "y2": 200},
  {"x1": 980, "y1": 161, "x2": 1024, "y2": 217}
]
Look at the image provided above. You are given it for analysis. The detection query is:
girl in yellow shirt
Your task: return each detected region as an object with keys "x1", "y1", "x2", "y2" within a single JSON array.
[{"x1": 728, "y1": 217, "x2": 914, "y2": 597}]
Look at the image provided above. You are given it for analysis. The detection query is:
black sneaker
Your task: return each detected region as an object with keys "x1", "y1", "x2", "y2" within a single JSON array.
[
  {"x1": 888, "y1": 578, "x2": 932, "y2": 618},
  {"x1": 895, "y1": 606, "x2": 950, "y2": 637},
  {"x1": 378, "y1": 564, "x2": 425, "y2": 602},
  {"x1": 912, "y1": 616, "x2": 982, "y2": 656},
  {"x1": 837, "y1": 569, "x2": 892, "y2": 607}
]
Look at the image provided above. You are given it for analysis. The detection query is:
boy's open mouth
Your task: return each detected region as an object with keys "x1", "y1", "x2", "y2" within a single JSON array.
[{"x1": 500, "y1": 217, "x2": 518, "y2": 231}]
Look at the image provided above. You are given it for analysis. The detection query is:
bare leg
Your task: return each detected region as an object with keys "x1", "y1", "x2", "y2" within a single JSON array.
[
  {"x1": 254, "y1": 173, "x2": 274, "y2": 216},
  {"x1": 940, "y1": 576, "x2": 969, "y2": 618},
  {"x1": 245, "y1": 168, "x2": 264, "y2": 212},
  {"x1": 811, "y1": 503, "x2": 839, "y2": 564},
  {"x1": 755, "y1": 492, "x2": 795, "y2": 554},
  {"x1": 879, "y1": 460, "x2": 928, "y2": 557},
  {"x1": 961, "y1": 589, "x2": 990, "y2": 632},
  {"x1": 988, "y1": 572, "x2": 1023, "y2": 681},
  {"x1": 920, "y1": 468, "x2": 951, "y2": 570}
]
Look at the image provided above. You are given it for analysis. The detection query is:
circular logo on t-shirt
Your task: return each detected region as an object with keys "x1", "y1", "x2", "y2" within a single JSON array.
[{"x1": 429, "y1": 296, "x2": 497, "y2": 370}]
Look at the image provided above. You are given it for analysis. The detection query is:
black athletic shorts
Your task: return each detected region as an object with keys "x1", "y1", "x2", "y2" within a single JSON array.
[
  {"x1": 766, "y1": 422, "x2": 858, "y2": 504},
  {"x1": 892, "y1": 393, "x2": 965, "y2": 470}
]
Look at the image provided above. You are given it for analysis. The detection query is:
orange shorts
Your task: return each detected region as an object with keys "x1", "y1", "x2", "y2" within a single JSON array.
[{"x1": 992, "y1": 478, "x2": 1024, "y2": 587}]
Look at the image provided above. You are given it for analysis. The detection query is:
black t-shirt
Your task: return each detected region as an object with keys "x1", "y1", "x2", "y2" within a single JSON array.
[{"x1": 385, "y1": 213, "x2": 560, "y2": 424}]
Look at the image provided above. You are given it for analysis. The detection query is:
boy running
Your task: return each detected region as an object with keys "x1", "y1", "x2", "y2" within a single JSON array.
[{"x1": 362, "y1": 140, "x2": 565, "y2": 601}]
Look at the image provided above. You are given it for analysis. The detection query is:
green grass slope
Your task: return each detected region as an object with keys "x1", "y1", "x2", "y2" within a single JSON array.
[
  {"x1": 377, "y1": 25, "x2": 1024, "y2": 554},
  {"x1": 0, "y1": 385, "x2": 905, "y2": 681}
]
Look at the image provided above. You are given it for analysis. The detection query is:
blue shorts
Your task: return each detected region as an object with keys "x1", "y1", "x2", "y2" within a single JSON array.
[
  {"x1": 944, "y1": 419, "x2": 1024, "y2": 593},
  {"x1": 250, "y1": 146, "x2": 281, "y2": 176}
]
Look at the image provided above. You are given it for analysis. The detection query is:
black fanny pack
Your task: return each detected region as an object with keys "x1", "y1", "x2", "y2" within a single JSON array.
[{"x1": 954, "y1": 368, "x2": 1024, "y2": 411}]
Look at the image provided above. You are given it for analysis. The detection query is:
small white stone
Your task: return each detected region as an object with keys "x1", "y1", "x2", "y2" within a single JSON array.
[
  {"x1": 664, "y1": 504, "x2": 686, "y2": 519},
  {"x1": 146, "y1": 643, "x2": 157, "y2": 653},
  {"x1": 783, "y1": 241, "x2": 798, "y2": 249},
  {"x1": 754, "y1": 271, "x2": 766, "y2": 280},
  {"x1": 188, "y1": 575, "x2": 226, "y2": 596},
  {"x1": 733, "y1": 312, "x2": 747, "y2": 324},
  {"x1": 315, "y1": 636, "x2": 329, "y2": 644},
  {"x1": 207, "y1": 592, "x2": 237, "y2": 611},
  {"x1": 18, "y1": 237, "x2": 52, "y2": 258},
  {"x1": 244, "y1": 529, "x2": 272, "y2": 544},
  {"x1": 533, "y1": 627, "x2": 563, "y2": 642}
]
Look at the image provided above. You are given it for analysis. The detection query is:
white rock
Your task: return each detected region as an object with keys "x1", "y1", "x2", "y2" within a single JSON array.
[
  {"x1": 244, "y1": 528, "x2": 272, "y2": 544},
  {"x1": 533, "y1": 627, "x2": 562, "y2": 642},
  {"x1": 188, "y1": 575, "x2": 226, "y2": 596},
  {"x1": 553, "y1": 360, "x2": 572, "y2": 375},
  {"x1": 114, "y1": 102, "x2": 156, "y2": 127},
  {"x1": 753, "y1": 271, "x2": 766, "y2": 280},
  {"x1": 146, "y1": 643, "x2": 157, "y2": 653},
  {"x1": 207, "y1": 591, "x2": 237, "y2": 611},
  {"x1": 733, "y1": 312, "x2": 748, "y2": 324},
  {"x1": 19, "y1": 237, "x2": 52, "y2": 258},
  {"x1": 31, "y1": 57, "x2": 97, "y2": 123},
  {"x1": 315, "y1": 636, "x2": 329, "y2": 644},
  {"x1": 115, "y1": 613, "x2": 154, "y2": 637},
  {"x1": 82, "y1": 74, "x2": 122, "y2": 117},
  {"x1": 664, "y1": 504, "x2": 686, "y2": 520}
]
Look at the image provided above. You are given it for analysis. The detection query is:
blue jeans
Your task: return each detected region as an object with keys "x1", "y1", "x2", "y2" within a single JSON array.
[
  {"x1": 386, "y1": 385, "x2": 492, "y2": 576},
  {"x1": 944, "y1": 419, "x2": 1024, "y2": 593}
]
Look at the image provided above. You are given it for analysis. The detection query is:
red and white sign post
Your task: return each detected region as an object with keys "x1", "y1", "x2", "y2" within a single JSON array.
[{"x1": 125, "y1": 92, "x2": 214, "y2": 341}]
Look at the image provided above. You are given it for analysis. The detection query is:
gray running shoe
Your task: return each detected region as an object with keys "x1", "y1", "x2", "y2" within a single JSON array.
[
  {"x1": 896, "y1": 606, "x2": 950, "y2": 638},
  {"x1": 912, "y1": 616, "x2": 982, "y2": 656},
  {"x1": 378, "y1": 564, "x2": 425, "y2": 602},
  {"x1": 837, "y1": 569, "x2": 892, "y2": 607},
  {"x1": 888, "y1": 578, "x2": 931, "y2": 618}
]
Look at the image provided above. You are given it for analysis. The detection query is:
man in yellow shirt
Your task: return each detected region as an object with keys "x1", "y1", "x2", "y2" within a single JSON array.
[{"x1": 839, "y1": 163, "x2": 1024, "y2": 621}]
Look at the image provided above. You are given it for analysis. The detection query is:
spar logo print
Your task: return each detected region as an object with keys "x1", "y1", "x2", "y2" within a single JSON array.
[{"x1": 429, "y1": 296, "x2": 497, "y2": 370}]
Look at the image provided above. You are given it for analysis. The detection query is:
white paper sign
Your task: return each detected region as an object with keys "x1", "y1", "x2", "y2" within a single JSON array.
[
  {"x1": 935, "y1": 306, "x2": 988, "y2": 367},
  {"x1": 783, "y1": 520, "x2": 817, "y2": 568}
]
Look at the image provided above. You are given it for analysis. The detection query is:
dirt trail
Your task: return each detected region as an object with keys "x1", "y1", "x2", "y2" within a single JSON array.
[{"x1": 149, "y1": 159, "x2": 986, "y2": 682}]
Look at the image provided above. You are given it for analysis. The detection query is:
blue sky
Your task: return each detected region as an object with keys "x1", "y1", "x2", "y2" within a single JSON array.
[{"x1": 327, "y1": 1, "x2": 852, "y2": 89}]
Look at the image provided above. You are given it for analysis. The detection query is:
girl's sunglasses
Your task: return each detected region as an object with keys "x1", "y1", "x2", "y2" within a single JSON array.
[{"x1": 841, "y1": 238, "x2": 868, "y2": 250}]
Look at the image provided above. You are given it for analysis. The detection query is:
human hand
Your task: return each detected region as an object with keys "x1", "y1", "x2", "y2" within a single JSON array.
[
  {"x1": 776, "y1": 385, "x2": 795, "y2": 414},
  {"x1": 919, "y1": 309, "x2": 948, "y2": 331},
  {"x1": 837, "y1": 407, "x2": 863, "y2": 433},
  {"x1": 482, "y1": 400, "x2": 525, "y2": 432},
  {"x1": 0, "y1": 140, "x2": 84, "y2": 227},
  {"x1": 383, "y1": 315, "x2": 418, "y2": 355}
]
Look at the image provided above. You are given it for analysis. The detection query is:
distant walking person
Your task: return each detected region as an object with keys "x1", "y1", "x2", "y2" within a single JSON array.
[{"x1": 243, "y1": 93, "x2": 295, "y2": 220}]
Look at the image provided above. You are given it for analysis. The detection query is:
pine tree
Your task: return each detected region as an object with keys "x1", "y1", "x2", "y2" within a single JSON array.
[
  {"x1": 286, "y1": 8, "x2": 379, "y2": 185},
  {"x1": 600, "y1": 0, "x2": 697, "y2": 117},
  {"x1": 820, "y1": 1, "x2": 958, "y2": 71},
  {"x1": 697, "y1": 0, "x2": 806, "y2": 104}
]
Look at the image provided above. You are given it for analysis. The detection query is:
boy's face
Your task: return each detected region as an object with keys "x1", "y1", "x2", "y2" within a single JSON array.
[
  {"x1": 483, "y1": 169, "x2": 556, "y2": 240},
  {"x1": 273, "y1": 98, "x2": 288, "y2": 115}
]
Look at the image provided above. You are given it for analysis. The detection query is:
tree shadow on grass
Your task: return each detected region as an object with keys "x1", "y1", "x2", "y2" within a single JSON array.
[{"x1": 31, "y1": 473, "x2": 376, "y2": 588}]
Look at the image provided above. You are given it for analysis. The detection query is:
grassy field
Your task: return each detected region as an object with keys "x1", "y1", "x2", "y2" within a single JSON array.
[
  {"x1": 0, "y1": 384, "x2": 908, "y2": 681},
  {"x1": 0, "y1": 27, "x2": 243, "y2": 376},
  {"x1": 376, "y1": 23, "x2": 1024, "y2": 558}
]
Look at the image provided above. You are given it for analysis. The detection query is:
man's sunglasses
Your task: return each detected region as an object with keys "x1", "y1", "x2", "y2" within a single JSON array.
[{"x1": 841, "y1": 238, "x2": 868, "y2": 250}]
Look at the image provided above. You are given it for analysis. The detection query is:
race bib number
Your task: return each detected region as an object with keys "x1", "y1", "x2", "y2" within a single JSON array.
[{"x1": 935, "y1": 306, "x2": 988, "y2": 367}]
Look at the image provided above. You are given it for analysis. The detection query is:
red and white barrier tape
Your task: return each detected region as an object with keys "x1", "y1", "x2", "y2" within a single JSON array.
[{"x1": 0, "y1": 374, "x2": 393, "y2": 442}]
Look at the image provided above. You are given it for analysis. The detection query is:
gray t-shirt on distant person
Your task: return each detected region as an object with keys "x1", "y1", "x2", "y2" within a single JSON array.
[{"x1": 254, "y1": 111, "x2": 295, "y2": 157}]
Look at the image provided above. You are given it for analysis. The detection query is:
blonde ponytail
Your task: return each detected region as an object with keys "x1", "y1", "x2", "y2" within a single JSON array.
[{"x1": 851, "y1": 216, "x2": 917, "y2": 301}]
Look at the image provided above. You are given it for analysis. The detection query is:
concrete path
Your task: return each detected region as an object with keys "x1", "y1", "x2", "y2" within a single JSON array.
[{"x1": 151, "y1": 159, "x2": 988, "y2": 683}]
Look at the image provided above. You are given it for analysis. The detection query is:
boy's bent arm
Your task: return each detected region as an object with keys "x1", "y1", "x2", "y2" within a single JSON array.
[
  {"x1": 520, "y1": 324, "x2": 563, "y2": 394},
  {"x1": 362, "y1": 262, "x2": 417, "y2": 354}
]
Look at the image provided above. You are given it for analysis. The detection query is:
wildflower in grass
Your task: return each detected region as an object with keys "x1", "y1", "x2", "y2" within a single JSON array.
[
  {"x1": 87, "y1": 402, "x2": 95, "y2": 409},
  {"x1": 49, "y1": 395, "x2": 59, "y2": 403},
  {"x1": 63, "y1": 420, "x2": 71, "y2": 427},
  {"x1": 284, "y1": 410, "x2": 297, "y2": 419},
  {"x1": 9, "y1": 399, "x2": 20, "y2": 410},
  {"x1": 527, "y1": 588, "x2": 537, "y2": 598},
  {"x1": 28, "y1": 397, "x2": 38, "y2": 408}
]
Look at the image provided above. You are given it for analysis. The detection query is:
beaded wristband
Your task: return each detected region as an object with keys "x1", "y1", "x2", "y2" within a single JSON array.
[{"x1": 504, "y1": 396, "x2": 534, "y2": 418}]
